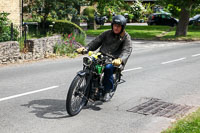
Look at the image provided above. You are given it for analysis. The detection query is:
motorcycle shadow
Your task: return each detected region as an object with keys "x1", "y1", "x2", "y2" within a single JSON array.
[
  {"x1": 83, "y1": 101, "x2": 103, "y2": 111},
  {"x1": 22, "y1": 99, "x2": 70, "y2": 119}
]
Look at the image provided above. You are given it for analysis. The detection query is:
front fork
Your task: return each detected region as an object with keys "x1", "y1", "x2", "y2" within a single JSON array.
[
  {"x1": 77, "y1": 70, "x2": 103, "y2": 104},
  {"x1": 76, "y1": 70, "x2": 94, "y2": 103}
]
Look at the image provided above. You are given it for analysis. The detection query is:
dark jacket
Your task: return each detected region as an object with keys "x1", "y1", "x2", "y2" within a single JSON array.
[{"x1": 86, "y1": 30, "x2": 132, "y2": 67}]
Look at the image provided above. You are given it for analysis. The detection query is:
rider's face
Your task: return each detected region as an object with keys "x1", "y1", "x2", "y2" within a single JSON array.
[{"x1": 113, "y1": 24, "x2": 122, "y2": 34}]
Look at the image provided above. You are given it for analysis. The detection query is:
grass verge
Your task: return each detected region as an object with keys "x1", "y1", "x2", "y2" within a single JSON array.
[
  {"x1": 162, "y1": 26, "x2": 200, "y2": 41},
  {"x1": 162, "y1": 108, "x2": 200, "y2": 133},
  {"x1": 86, "y1": 25, "x2": 200, "y2": 41}
]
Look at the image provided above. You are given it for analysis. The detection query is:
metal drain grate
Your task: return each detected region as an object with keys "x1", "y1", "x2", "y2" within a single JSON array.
[{"x1": 127, "y1": 98, "x2": 193, "y2": 118}]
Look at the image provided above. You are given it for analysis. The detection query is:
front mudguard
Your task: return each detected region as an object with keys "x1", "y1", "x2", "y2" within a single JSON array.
[
  {"x1": 77, "y1": 70, "x2": 87, "y2": 77},
  {"x1": 76, "y1": 70, "x2": 92, "y2": 104}
]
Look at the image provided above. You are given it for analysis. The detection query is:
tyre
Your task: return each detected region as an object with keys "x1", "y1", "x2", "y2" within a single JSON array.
[{"x1": 66, "y1": 75, "x2": 87, "y2": 116}]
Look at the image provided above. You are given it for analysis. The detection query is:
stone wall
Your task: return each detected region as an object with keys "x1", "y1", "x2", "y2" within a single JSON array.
[
  {"x1": 0, "y1": 0, "x2": 21, "y2": 28},
  {"x1": 0, "y1": 41, "x2": 20, "y2": 64},
  {"x1": 24, "y1": 35, "x2": 62, "y2": 59},
  {"x1": 0, "y1": 35, "x2": 62, "y2": 65}
]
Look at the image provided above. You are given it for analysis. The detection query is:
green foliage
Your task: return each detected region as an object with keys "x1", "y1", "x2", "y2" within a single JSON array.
[
  {"x1": 162, "y1": 108, "x2": 200, "y2": 133},
  {"x1": 17, "y1": 30, "x2": 49, "y2": 51},
  {"x1": 86, "y1": 25, "x2": 200, "y2": 41},
  {"x1": 157, "y1": 0, "x2": 200, "y2": 17},
  {"x1": 191, "y1": 5, "x2": 200, "y2": 17},
  {"x1": 86, "y1": 25, "x2": 171, "y2": 39},
  {"x1": 156, "y1": 0, "x2": 200, "y2": 36},
  {"x1": 0, "y1": 12, "x2": 19, "y2": 42},
  {"x1": 163, "y1": 26, "x2": 200, "y2": 40},
  {"x1": 54, "y1": 43, "x2": 76, "y2": 57},
  {"x1": 17, "y1": 37, "x2": 25, "y2": 51},
  {"x1": 163, "y1": 4, "x2": 181, "y2": 18},
  {"x1": 144, "y1": 3, "x2": 154, "y2": 16},
  {"x1": 128, "y1": 14, "x2": 134, "y2": 22},
  {"x1": 51, "y1": 20, "x2": 86, "y2": 39},
  {"x1": 22, "y1": 19, "x2": 86, "y2": 46},
  {"x1": 130, "y1": 0, "x2": 146, "y2": 22},
  {"x1": 73, "y1": 32, "x2": 86, "y2": 46},
  {"x1": 26, "y1": 0, "x2": 90, "y2": 23},
  {"x1": 83, "y1": 6, "x2": 95, "y2": 22},
  {"x1": 157, "y1": 0, "x2": 200, "y2": 9},
  {"x1": 54, "y1": 33, "x2": 84, "y2": 57},
  {"x1": 92, "y1": 0, "x2": 129, "y2": 22}
]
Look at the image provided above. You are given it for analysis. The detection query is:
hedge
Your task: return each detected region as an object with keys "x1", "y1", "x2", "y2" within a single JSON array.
[
  {"x1": 83, "y1": 6, "x2": 95, "y2": 22},
  {"x1": 50, "y1": 20, "x2": 86, "y2": 38},
  {"x1": 24, "y1": 19, "x2": 86, "y2": 38}
]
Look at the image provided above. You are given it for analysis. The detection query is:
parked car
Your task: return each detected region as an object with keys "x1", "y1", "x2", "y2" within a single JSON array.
[
  {"x1": 189, "y1": 14, "x2": 200, "y2": 25},
  {"x1": 147, "y1": 13, "x2": 178, "y2": 27}
]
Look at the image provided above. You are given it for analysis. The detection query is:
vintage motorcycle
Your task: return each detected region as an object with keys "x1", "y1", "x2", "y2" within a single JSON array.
[
  {"x1": 66, "y1": 51, "x2": 122, "y2": 116},
  {"x1": 95, "y1": 13, "x2": 107, "y2": 25}
]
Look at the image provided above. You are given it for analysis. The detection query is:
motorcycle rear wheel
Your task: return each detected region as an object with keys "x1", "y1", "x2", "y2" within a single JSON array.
[{"x1": 66, "y1": 75, "x2": 87, "y2": 116}]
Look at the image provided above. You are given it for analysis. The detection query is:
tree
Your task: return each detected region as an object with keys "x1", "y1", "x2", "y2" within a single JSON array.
[
  {"x1": 69, "y1": 0, "x2": 90, "y2": 25},
  {"x1": 191, "y1": 4, "x2": 200, "y2": 17},
  {"x1": 130, "y1": 0, "x2": 146, "y2": 22},
  {"x1": 0, "y1": 12, "x2": 19, "y2": 42},
  {"x1": 90, "y1": 0, "x2": 129, "y2": 22},
  {"x1": 164, "y1": 4, "x2": 181, "y2": 18},
  {"x1": 83, "y1": 6, "x2": 95, "y2": 29},
  {"x1": 27, "y1": 0, "x2": 89, "y2": 26},
  {"x1": 157, "y1": 0, "x2": 200, "y2": 36}
]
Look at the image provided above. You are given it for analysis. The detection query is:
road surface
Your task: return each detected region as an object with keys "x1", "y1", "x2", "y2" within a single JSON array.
[{"x1": 0, "y1": 40, "x2": 200, "y2": 133}]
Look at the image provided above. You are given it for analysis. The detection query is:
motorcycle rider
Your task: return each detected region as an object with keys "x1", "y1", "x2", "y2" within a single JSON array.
[{"x1": 77, "y1": 15, "x2": 132, "y2": 101}]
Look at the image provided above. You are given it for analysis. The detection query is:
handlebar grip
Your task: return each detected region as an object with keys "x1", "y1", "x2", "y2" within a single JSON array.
[
  {"x1": 82, "y1": 49, "x2": 88, "y2": 55},
  {"x1": 75, "y1": 49, "x2": 88, "y2": 55}
]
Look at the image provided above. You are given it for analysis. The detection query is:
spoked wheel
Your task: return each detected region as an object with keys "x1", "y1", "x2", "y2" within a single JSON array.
[{"x1": 66, "y1": 75, "x2": 87, "y2": 116}]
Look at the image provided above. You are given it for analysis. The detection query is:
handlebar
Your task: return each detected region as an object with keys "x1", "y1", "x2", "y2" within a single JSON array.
[
  {"x1": 75, "y1": 49, "x2": 88, "y2": 55},
  {"x1": 78, "y1": 50, "x2": 122, "y2": 68}
]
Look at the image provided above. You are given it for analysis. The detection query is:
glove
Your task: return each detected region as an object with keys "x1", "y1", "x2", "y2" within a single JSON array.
[
  {"x1": 77, "y1": 47, "x2": 87, "y2": 54},
  {"x1": 112, "y1": 58, "x2": 122, "y2": 66}
]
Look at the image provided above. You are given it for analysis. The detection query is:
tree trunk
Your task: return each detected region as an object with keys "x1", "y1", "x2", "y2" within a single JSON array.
[
  {"x1": 71, "y1": 4, "x2": 81, "y2": 26},
  {"x1": 42, "y1": 14, "x2": 48, "y2": 28},
  {"x1": 175, "y1": 7, "x2": 191, "y2": 36},
  {"x1": 87, "y1": 20, "x2": 94, "y2": 29}
]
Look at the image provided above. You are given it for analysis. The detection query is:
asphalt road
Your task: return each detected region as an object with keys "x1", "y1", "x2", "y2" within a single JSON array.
[{"x1": 0, "y1": 40, "x2": 200, "y2": 133}]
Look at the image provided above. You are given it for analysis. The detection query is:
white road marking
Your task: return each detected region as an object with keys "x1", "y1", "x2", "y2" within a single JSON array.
[
  {"x1": 0, "y1": 53, "x2": 196, "y2": 102},
  {"x1": 123, "y1": 67, "x2": 143, "y2": 72},
  {"x1": 0, "y1": 86, "x2": 59, "y2": 102},
  {"x1": 192, "y1": 53, "x2": 200, "y2": 57},
  {"x1": 161, "y1": 58, "x2": 186, "y2": 65}
]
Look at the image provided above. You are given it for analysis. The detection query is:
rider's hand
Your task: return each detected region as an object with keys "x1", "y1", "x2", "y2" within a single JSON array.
[
  {"x1": 112, "y1": 58, "x2": 122, "y2": 66},
  {"x1": 77, "y1": 47, "x2": 87, "y2": 54}
]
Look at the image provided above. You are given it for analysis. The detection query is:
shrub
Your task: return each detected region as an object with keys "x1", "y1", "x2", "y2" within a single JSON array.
[
  {"x1": 54, "y1": 33, "x2": 84, "y2": 57},
  {"x1": 0, "y1": 12, "x2": 19, "y2": 42},
  {"x1": 130, "y1": 1, "x2": 146, "y2": 22},
  {"x1": 83, "y1": 6, "x2": 96, "y2": 29},
  {"x1": 83, "y1": 6, "x2": 96, "y2": 23},
  {"x1": 50, "y1": 20, "x2": 86, "y2": 38},
  {"x1": 128, "y1": 14, "x2": 134, "y2": 22},
  {"x1": 24, "y1": 19, "x2": 86, "y2": 41}
]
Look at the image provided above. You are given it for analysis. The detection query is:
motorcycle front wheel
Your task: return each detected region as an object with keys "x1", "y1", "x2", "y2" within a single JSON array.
[{"x1": 66, "y1": 75, "x2": 87, "y2": 116}]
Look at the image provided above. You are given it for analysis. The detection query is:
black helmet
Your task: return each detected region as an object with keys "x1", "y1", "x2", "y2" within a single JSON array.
[{"x1": 111, "y1": 15, "x2": 127, "y2": 34}]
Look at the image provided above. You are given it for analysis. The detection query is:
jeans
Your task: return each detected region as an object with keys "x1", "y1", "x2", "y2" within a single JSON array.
[{"x1": 103, "y1": 64, "x2": 114, "y2": 93}]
